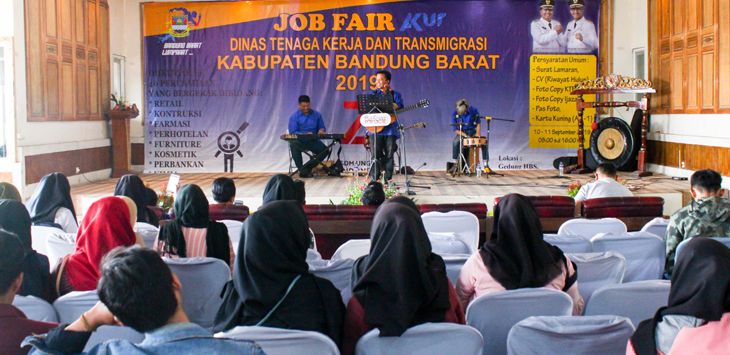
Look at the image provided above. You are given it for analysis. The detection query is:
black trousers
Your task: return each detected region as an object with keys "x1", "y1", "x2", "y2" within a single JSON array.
[
  {"x1": 289, "y1": 139, "x2": 327, "y2": 174},
  {"x1": 368, "y1": 135, "x2": 397, "y2": 181},
  {"x1": 452, "y1": 135, "x2": 487, "y2": 160}
]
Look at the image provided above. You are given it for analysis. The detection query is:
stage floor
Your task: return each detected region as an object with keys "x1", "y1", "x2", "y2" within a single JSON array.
[{"x1": 71, "y1": 170, "x2": 689, "y2": 218}]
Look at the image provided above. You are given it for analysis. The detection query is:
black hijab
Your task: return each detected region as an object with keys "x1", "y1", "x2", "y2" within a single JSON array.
[
  {"x1": 26, "y1": 172, "x2": 76, "y2": 226},
  {"x1": 262, "y1": 174, "x2": 297, "y2": 204},
  {"x1": 114, "y1": 174, "x2": 159, "y2": 226},
  {"x1": 387, "y1": 195, "x2": 419, "y2": 213},
  {"x1": 480, "y1": 194, "x2": 565, "y2": 290},
  {"x1": 630, "y1": 238, "x2": 730, "y2": 355},
  {"x1": 0, "y1": 199, "x2": 52, "y2": 301},
  {"x1": 352, "y1": 201, "x2": 451, "y2": 336},
  {"x1": 158, "y1": 184, "x2": 229, "y2": 264},
  {"x1": 215, "y1": 200, "x2": 344, "y2": 343}
]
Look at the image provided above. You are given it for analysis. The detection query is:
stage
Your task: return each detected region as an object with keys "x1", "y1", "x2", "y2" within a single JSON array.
[{"x1": 70, "y1": 170, "x2": 689, "y2": 218}]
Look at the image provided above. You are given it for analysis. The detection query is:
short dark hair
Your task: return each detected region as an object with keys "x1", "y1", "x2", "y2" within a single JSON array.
[
  {"x1": 596, "y1": 163, "x2": 617, "y2": 177},
  {"x1": 0, "y1": 230, "x2": 24, "y2": 295},
  {"x1": 97, "y1": 246, "x2": 177, "y2": 333},
  {"x1": 293, "y1": 180, "x2": 306, "y2": 205},
  {"x1": 691, "y1": 169, "x2": 722, "y2": 193},
  {"x1": 212, "y1": 177, "x2": 236, "y2": 203},
  {"x1": 298, "y1": 95, "x2": 310, "y2": 104},
  {"x1": 361, "y1": 181, "x2": 386, "y2": 206},
  {"x1": 375, "y1": 70, "x2": 391, "y2": 81}
]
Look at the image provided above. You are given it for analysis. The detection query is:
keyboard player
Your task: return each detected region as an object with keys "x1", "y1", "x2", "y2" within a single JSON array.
[{"x1": 287, "y1": 95, "x2": 327, "y2": 178}]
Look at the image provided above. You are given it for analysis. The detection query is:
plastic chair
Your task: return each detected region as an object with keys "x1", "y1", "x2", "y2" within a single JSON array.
[
  {"x1": 585, "y1": 280, "x2": 670, "y2": 327},
  {"x1": 134, "y1": 222, "x2": 159, "y2": 248},
  {"x1": 544, "y1": 234, "x2": 593, "y2": 253},
  {"x1": 590, "y1": 232, "x2": 665, "y2": 281},
  {"x1": 566, "y1": 252, "x2": 627, "y2": 305},
  {"x1": 356, "y1": 323, "x2": 483, "y2": 355},
  {"x1": 309, "y1": 258, "x2": 355, "y2": 304},
  {"x1": 675, "y1": 237, "x2": 730, "y2": 263},
  {"x1": 507, "y1": 315, "x2": 635, "y2": 355},
  {"x1": 163, "y1": 257, "x2": 230, "y2": 329},
  {"x1": 331, "y1": 239, "x2": 371, "y2": 260},
  {"x1": 639, "y1": 217, "x2": 670, "y2": 240},
  {"x1": 217, "y1": 326, "x2": 339, "y2": 355},
  {"x1": 54, "y1": 291, "x2": 144, "y2": 351},
  {"x1": 12, "y1": 295, "x2": 58, "y2": 322},
  {"x1": 558, "y1": 218, "x2": 627, "y2": 239},
  {"x1": 219, "y1": 219, "x2": 243, "y2": 253},
  {"x1": 422, "y1": 211, "x2": 479, "y2": 255},
  {"x1": 465, "y1": 288, "x2": 573, "y2": 355},
  {"x1": 443, "y1": 254, "x2": 471, "y2": 284}
]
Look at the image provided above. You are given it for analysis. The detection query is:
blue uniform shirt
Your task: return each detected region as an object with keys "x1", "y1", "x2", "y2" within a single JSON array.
[
  {"x1": 367, "y1": 89, "x2": 404, "y2": 137},
  {"x1": 288, "y1": 109, "x2": 326, "y2": 135},
  {"x1": 451, "y1": 106, "x2": 480, "y2": 136}
]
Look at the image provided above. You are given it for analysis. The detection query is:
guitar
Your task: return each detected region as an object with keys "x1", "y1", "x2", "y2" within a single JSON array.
[{"x1": 364, "y1": 99, "x2": 430, "y2": 133}]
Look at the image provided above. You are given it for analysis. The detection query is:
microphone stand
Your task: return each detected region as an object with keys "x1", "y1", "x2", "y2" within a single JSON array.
[
  {"x1": 399, "y1": 123, "x2": 430, "y2": 195},
  {"x1": 481, "y1": 115, "x2": 514, "y2": 177}
]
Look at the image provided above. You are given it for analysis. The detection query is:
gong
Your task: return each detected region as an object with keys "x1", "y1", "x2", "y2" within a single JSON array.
[{"x1": 589, "y1": 117, "x2": 635, "y2": 168}]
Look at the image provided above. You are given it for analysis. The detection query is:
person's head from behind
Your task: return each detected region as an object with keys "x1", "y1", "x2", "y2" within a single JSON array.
[
  {"x1": 0, "y1": 230, "x2": 24, "y2": 303},
  {"x1": 262, "y1": 174, "x2": 297, "y2": 204},
  {"x1": 361, "y1": 181, "x2": 386, "y2": 206},
  {"x1": 293, "y1": 179, "x2": 306, "y2": 205},
  {"x1": 97, "y1": 246, "x2": 181, "y2": 333},
  {"x1": 690, "y1": 169, "x2": 724, "y2": 200},
  {"x1": 595, "y1": 163, "x2": 618, "y2": 180},
  {"x1": 212, "y1": 177, "x2": 236, "y2": 203},
  {"x1": 298, "y1": 95, "x2": 311, "y2": 115}
]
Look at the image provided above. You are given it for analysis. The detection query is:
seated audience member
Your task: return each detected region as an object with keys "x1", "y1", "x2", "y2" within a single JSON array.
[
  {"x1": 344, "y1": 201, "x2": 465, "y2": 355},
  {"x1": 261, "y1": 174, "x2": 297, "y2": 205},
  {"x1": 293, "y1": 179, "x2": 306, "y2": 205},
  {"x1": 456, "y1": 194, "x2": 584, "y2": 315},
  {"x1": 154, "y1": 184, "x2": 234, "y2": 267},
  {"x1": 0, "y1": 231, "x2": 56, "y2": 355},
  {"x1": 144, "y1": 187, "x2": 166, "y2": 220},
  {"x1": 627, "y1": 238, "x2": 730, "y2": 355},
  {"x1": 26, "y1": 172, "x2": 78, "y2": 233},
  {"x1": 52, "y1": 197, "x2": 139, "y2": 297},
  {"x1": 209, "y1": 177, "x2": 249, "y2": 221},
  {"x1": 0, "y1": 182, "x2": 22, "y2": 201},
  {"x1": 573, "y1": 163, "x2": 633, "y2": 215},
  {"x1": 214, "y1": 200, "x2": 344, "y2": 346},
  {"x1": 0, "y1": 200, "x2": 52, "y2": 301},
  {"x1": 24, "y1": 246, "x2": 264, "y2": 355},
  {"x1": 665, "y1": 169, "x2": 730, "y2": 276},
  {"x1": 113, "y1": 174, "x2": 159, "y2": 227},
  {"x1": 360, "y1": 181, "x2": 386, "y2": 206}
]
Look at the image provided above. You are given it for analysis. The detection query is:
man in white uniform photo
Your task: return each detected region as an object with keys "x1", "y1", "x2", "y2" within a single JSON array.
[
  {"x1": 560, "y1": 0, "x2": 598, "y2": 53},
  {"x1": 531, "y1": 0, "x2": 563, "y2": 53}
]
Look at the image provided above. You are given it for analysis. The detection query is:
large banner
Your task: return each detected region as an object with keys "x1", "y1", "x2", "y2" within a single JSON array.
[{"x1": 142, "y1": 0, "x2": 599, "y2": 173}]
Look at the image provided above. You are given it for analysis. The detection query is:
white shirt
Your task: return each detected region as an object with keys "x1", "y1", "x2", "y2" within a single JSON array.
[
  {"x1": 574, "y1": 177, "x2": 633, "y2": 201},
  {"x1": 560, "y1": 17, "x2": 598, "y2": 53},
  {"x1": 54, "y1": 207, "x2": 79, "y2": 233},
  {"x1": 531, "y1": 18, "x2": 562, "y2": 53}
]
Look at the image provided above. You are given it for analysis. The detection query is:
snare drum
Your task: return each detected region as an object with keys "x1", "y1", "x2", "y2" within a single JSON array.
[{"x1": 463, "y1": 136, "x2": 487, "y2": 147}]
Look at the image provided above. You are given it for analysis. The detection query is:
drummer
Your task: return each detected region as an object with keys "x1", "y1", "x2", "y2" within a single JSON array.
[{"x1": 451, "y1": 99, "x2": 487, "y2": 164}]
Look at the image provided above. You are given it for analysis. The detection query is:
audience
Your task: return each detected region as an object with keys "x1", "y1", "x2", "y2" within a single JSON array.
[
  {"x1": 0, "y1": 182, "x2": 22, "y2": 201},
  {"x1": 209, "y1": 177, "x2": 249, "y2": 221},
  {"x1": 360, "y1": 181, "x2": 386, "y2": 206},
  {"x1": 154, "y1": 184, "x2": 234, "y2": 267},
  {"x1": 0, "y1": 200, "x2": 52, "y2": 302},
  {"x1": 344, "y1": 201, "x2": 465, "y2": 355},
  {"x1": 627, "y1": 238, "x2": 730, "y2": 355},
  {"x1": 261, "y1": 174, "x2": 297, "y2": 204},
  {"x1": 52, "y1": 196, "x2": 138, "y2": 297},
  {"x1": 24, "y1": 246, "x2": 265, "y2": 355},
  {"x1": 293, "y1": 179, "x2": 306, "y2": 205},
  {"x1": 573, "y1": 163, "x2": 633, "y2": 215},
  {"x1": 113, "y1": 174, "x2": 159, "y2": 227},
  {"x1": 456, "y1": 194, "x2": 584, "y2": 315},
  {"x1": 26, "y1": 172, "x2": 78, "y2": 233},
  {"x1": 665, "y1": 169, "x2": 730, "y2": 276},
  {"x1": 0, "y1": 230, "x2": 57, "y2": 355},
  {"x1": 214, "y1": 200, "x2": 344, "y2": 346},
  {"x1": 144, "y1": 187, "x2": 166, "y2": 221}
]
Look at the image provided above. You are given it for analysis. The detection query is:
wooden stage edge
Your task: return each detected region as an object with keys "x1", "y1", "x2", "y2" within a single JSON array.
[{"x1": 70, "y1": 170, "x2": 689, "y2": 219}]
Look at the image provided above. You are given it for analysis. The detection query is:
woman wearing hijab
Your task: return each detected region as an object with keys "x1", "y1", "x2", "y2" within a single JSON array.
[
  {"x1": 0, "y1": 182, "x2": 22, "y2": 201},
  {"x1": 154, "y1": 184, "x2": 233, "y2": 267},
  {"x1": 343, "y1": 201, "x2": 465, "y2": 355},
  {"x1": 113, "y1": 174, "x2": 160, "y2": 227},
  {"x1": 0, "y1": 200, "x2": 53, "y2": 301},
  {"x1": 26, "y1": 172, "x2": 78, "y2": 233},
  {"x1": 627, "y1": 238, "x2": 730, "y2": 355},
  {"x1": 213, "y1": 200, "x2": 344, "y2": 347},
  {"x1": 51, "y1": 196, "x2": 138, "y2": 297},
  {"x1": 456, "y1": 194, "x2": 583, "y2": 314},
  {"x1": 261, "y1": 174, "x2": 297, "y2": 205}
]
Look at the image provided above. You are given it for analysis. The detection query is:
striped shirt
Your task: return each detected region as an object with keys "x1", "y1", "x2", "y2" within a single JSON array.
[{"x1": 154, "y1": 227, "x2": 235, "y2": 268}]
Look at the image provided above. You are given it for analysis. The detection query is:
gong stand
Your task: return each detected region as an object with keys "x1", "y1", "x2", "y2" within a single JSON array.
[{"x1": 568, "y1": 87, "x2": 656, "y2": 177}]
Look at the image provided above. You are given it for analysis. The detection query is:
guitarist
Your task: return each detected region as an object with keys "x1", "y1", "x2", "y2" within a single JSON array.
[
  {"x1": 452, "y1": 99, "x2": 486, "y2": 165},
  {"x1": 367, "y1": 70, "x2": 403, "y2": 182},
  {"x1": 288, "y1": 95, "x2": 327, "y2": 178}
]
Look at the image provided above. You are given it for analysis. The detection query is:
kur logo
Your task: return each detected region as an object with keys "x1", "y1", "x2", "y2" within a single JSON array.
[{"x1": 399, "y1": 13, "x2": 447, "y2": 32}]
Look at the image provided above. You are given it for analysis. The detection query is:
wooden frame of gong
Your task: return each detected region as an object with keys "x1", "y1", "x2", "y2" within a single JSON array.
[{"x1": 569, "y1": 87, "x2": 656, "y2": 177}]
